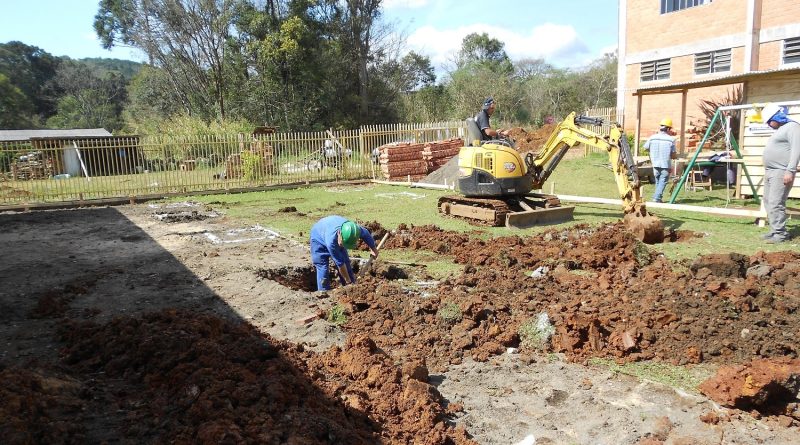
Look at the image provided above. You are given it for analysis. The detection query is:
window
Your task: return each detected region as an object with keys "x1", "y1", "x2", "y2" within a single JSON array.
[
  {"x1": 694, "y1": 49, "x2": 731, "y2": 74},
  {"x1": 661, "y1": 0, "x2": 711, "y2": 14},
  {"x1": 640, "y1": 59, "x2": 671, "y2": 82},
  {"x1": 784, "y1": 37, "x2": 800, "y2": 64}
]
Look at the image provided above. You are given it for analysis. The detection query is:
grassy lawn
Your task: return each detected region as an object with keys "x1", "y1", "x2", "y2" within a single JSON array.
[{"x1": 176, "y1": 152, "x2": 797, "y2": 261}]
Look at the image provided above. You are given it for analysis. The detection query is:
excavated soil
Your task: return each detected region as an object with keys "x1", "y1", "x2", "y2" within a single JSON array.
[
  {"x1": 2, "y1": 203, "x2": 799, "y2": 443},
  {"x1": 507, "y1": 124, "x2": 556, "y2": 153},
  {"x1": 347, "y1": 224, "x2": 800, "y2": 372}
]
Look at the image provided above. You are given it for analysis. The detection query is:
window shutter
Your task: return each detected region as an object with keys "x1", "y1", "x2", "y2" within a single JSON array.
[
  {"x1": 713, "y1": 49, "x2": 731, "y2": 72},
  {"x1": 785, "y1": 38, "x2": 800, "y2": 64},
  {"x1": 640, "y1": 61, "x2": 655, "y2": 82},
  {"x1": 695, "y1": 52, "x2": 711, "y2": 74},
  {"x1": 655, "y1": 59, "x2": 671, "y2": 80}
]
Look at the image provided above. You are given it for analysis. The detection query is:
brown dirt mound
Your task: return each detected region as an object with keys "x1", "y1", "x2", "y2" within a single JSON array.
[
  {"x1": 507, "y1": 124, "x2": 556, "y2": 153},
  {"x1": 340, "y1": 224, "x2": 800, "y2": 372},
  {"x1": 55, "y1": 310, "x2": 475, "y2": 444},
  {"x1": 699, "y1": 358, "x2": 800, "y2": 420},
  {"x1": 0, "y1": 367, "x2": 87, "y2": 444}
]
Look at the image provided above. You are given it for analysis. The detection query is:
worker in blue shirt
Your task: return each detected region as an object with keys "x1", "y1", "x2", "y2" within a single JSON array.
[
  {"x1": 310, "y1": 215, "x2": 378, "y2": 291},
  {"x1": 644, "y1": 117, "x2": 677, "y2": 202}
]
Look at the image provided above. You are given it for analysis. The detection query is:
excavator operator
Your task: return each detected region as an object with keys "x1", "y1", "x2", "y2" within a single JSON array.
[{"x1": 476, "y1": 97, "x2": 508, "y2": 141}]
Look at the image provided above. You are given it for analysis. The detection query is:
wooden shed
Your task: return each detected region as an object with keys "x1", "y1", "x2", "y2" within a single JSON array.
[{"x1": 738, "y1": 103, "x2": 800, "y2": 199}]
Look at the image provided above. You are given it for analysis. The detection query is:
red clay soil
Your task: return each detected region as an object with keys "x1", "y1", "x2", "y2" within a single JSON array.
[
  {"x1": 340, "y1": 224, "x2": 800, "y2": 373},
  {"x1": 699, "y1": 358, "x2": 800, "y2": 421},
  {"x1": 52, "y1": 310, "x2": 474, "y2": 445},
  {"x1": 0, "y1": 367, "x2": 87, "y2": 444},
  {"x1": 507, "y1": 124, "x2": 556, "y2": 153}
]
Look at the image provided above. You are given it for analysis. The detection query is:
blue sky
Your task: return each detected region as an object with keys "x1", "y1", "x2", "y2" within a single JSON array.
[
  {"x1": 0, "y1": 1, "x2": 144, "y2": 60},
  {"x1": 385, "y1": 0, "x2": 618, "y2": 70},
  {"x1": 1, "y1": 0, "x2": 617, "y2": 69}
]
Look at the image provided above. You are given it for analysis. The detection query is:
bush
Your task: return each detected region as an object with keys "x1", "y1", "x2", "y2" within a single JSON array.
[{"x1": 241, "y1": 150, "x2": 266, "y2": 180}]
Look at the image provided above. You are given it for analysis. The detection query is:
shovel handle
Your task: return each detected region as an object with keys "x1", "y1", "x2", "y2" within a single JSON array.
[{"x1": 376, "y1": 232, "x2": 390, "y2": 251}]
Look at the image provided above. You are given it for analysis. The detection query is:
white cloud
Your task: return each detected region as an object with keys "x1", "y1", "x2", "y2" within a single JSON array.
[
  {"x1": 383, "y1": 0, "x2": 429, "y2": 9},
  {"x1": 406, "y1": 22, "x2": 592, "y2": 70}
]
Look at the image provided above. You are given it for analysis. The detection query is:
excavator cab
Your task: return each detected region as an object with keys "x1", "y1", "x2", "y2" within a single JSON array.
[{"x1": 465, "y1": 117, "x2": 482, "y2": 147}]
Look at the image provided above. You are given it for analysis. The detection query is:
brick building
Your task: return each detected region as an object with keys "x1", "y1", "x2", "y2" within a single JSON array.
[{"x1": 617, "y1": 0, "x2": 800, "y2": 152}]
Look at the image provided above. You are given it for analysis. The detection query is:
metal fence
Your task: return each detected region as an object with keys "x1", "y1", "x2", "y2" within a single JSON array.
[
  {"x1": 581, "y1": 107, "x2": 620, "y2": 155},
  {"x1": 0, "y1": 121, "x2": 464, "y2": 207}
]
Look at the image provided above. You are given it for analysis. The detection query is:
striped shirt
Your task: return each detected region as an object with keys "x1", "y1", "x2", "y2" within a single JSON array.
[{"x1": 644, "y1": 131, "x2": 676, "y2": 169}]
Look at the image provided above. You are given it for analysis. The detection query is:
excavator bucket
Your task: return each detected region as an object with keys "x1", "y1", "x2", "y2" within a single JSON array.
[
  {"x1": 622, "y1": 204, "x2": 665, "y2": 244},
  {"x1": 505, "y1": 206, "x2": 575, "y2": 229}
]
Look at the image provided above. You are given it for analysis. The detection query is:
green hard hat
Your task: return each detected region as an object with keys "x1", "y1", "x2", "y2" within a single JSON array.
[{"x1": 340, "y1": 221, "x2": 359, "y2": 249}]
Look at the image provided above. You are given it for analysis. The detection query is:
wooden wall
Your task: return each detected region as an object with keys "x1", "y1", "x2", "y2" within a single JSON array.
[{"x1": 738, "y1": 103, "x2": 800, "y2": 199}]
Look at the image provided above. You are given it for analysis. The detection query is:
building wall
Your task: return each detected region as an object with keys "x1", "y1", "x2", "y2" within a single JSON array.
[
  {"x1": 761, "y1": 0, "x2": 800, "y2": 29},
  {"x1": 625, "y1": 1, "x2": 746, "y2": 53},
  {"x1": 620, "y1": 0, "x2": 800, "y2": 141}
]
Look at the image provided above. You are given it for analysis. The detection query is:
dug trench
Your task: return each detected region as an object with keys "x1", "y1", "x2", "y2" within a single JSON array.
[{"x1": 2, "y1": 205, "x2": 799, "y2": 444}]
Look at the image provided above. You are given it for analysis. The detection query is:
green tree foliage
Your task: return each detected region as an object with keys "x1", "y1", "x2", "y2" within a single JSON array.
[
  {"x1": 78, "y1": 57, "x2": 143, "y2": 80},
  {"x1": 0, "y1": 73, "x2": 35, "y2": 128},
  {"x1": 123, "y1": 65, "x2": 185, "y2": 133},
  {"x1": 45, "y1": 60, "x2": 128, "y2": 131},
  {"x1": 0, "y1": 41, "x2": 61, "y2": 124},
  {"x1": 95, "y1": 0, "x2": 235, "y2": 119},
  {"x1": 457, "y1": 32, "x2": 512, "y2": 73}
]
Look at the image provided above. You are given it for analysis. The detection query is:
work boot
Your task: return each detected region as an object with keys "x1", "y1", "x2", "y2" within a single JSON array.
[{"x1": 765, "y1": 235, "x2": 789, "y2": 244}]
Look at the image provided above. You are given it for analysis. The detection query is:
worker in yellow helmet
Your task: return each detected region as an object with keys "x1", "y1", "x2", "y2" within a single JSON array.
[{"x1": 644, "y1": 117, "x2": 677, "y2": 202}]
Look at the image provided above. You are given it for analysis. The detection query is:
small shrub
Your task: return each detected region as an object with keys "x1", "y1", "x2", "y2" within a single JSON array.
[
  {"x1": 327, "y1": 304, "x2": 347, "y2": 326},
  {"x1": 241, "y1": 150, "x2": 266, "y2": 180},
  {"x1": 437, "y1": 302, "x2": 462, "y2": 324},
  {"x1": 519, "y1": 312, "x2": 555, "y2": 350}
]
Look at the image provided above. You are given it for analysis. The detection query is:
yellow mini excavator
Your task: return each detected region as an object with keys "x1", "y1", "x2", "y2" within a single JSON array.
[{"x1": 438, "y1": 112, "x2": 664, "y2": 243}]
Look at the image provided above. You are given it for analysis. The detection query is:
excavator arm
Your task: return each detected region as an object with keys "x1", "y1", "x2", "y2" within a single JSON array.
[
  {"x1": 525, "y1": 112, "x2": 663, "y2": 242},
  {"x1": 527, "y1": 112, "x2": 641, "y2": 212}
]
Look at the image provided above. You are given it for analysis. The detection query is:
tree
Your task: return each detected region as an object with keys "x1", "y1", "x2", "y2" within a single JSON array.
[
  {"x1": 123, "y1": 65, "x2": 185, "y2": 132},
  {"x1": 456, "y1": 32, "x2": 512, "y2": 73},
  {"x1": 576, "y1": 52, "x2": 617, "y2": 110},
  {"x1": 95, "y1": 0, "x2": 235, "y2": 119},
  {"x1": 0, "y1": 41, "x2": 61, "y2": 123},
  {"x1": 46, "y1": 60, "x2": 128, "y2": 131},
  {"x1": 342, "y1": 0, "x2": 382, "y2": 120},
  {"x1": 0, "y1": 73, "x2": 34, "y2": 128}
]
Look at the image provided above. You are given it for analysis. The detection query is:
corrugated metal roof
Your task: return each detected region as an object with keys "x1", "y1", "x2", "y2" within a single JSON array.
[
  {"x1": 634, "y1": 67, "x2": 800, "y2": 95},
  {"x1": 0, "y1": 128, "x2": 112, "y2": 142}
]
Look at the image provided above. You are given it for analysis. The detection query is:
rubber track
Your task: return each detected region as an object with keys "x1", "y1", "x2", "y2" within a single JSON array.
[{"x1": 438, "y1": 196, "x2": 511, "y2": 226}]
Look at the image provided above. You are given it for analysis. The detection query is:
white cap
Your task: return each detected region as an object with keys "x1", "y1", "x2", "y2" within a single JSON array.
[{"x1": 760, "y1": 104, "x2": 782, "y2": 123}]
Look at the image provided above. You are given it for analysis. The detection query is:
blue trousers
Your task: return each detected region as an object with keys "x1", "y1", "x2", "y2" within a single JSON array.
[
  {"x1": 310, "y1": 239, "x2": 354, "y2": 291},
  {"x1": 652, "y1": 167, "x2": 670, "y2": 202}
]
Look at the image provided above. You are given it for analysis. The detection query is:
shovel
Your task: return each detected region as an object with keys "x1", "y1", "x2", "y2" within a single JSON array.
[{"x1": 358, "y1": 232, "x2": 390, "y2": 277}]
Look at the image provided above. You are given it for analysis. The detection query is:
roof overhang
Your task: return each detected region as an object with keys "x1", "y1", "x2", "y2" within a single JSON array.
[{"x1": 633, "y1": 67, "x2": 800, "y2": 96}]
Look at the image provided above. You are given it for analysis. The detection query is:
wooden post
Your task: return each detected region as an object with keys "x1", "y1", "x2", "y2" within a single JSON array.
[{"x1": 680, "y1": 89, "x2": 688, "y2": 154}]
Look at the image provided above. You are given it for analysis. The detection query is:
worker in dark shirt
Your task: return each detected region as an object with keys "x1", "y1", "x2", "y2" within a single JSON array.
[{"x1": 475, "y1": 97, "x2": 508, "y2": 141}]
